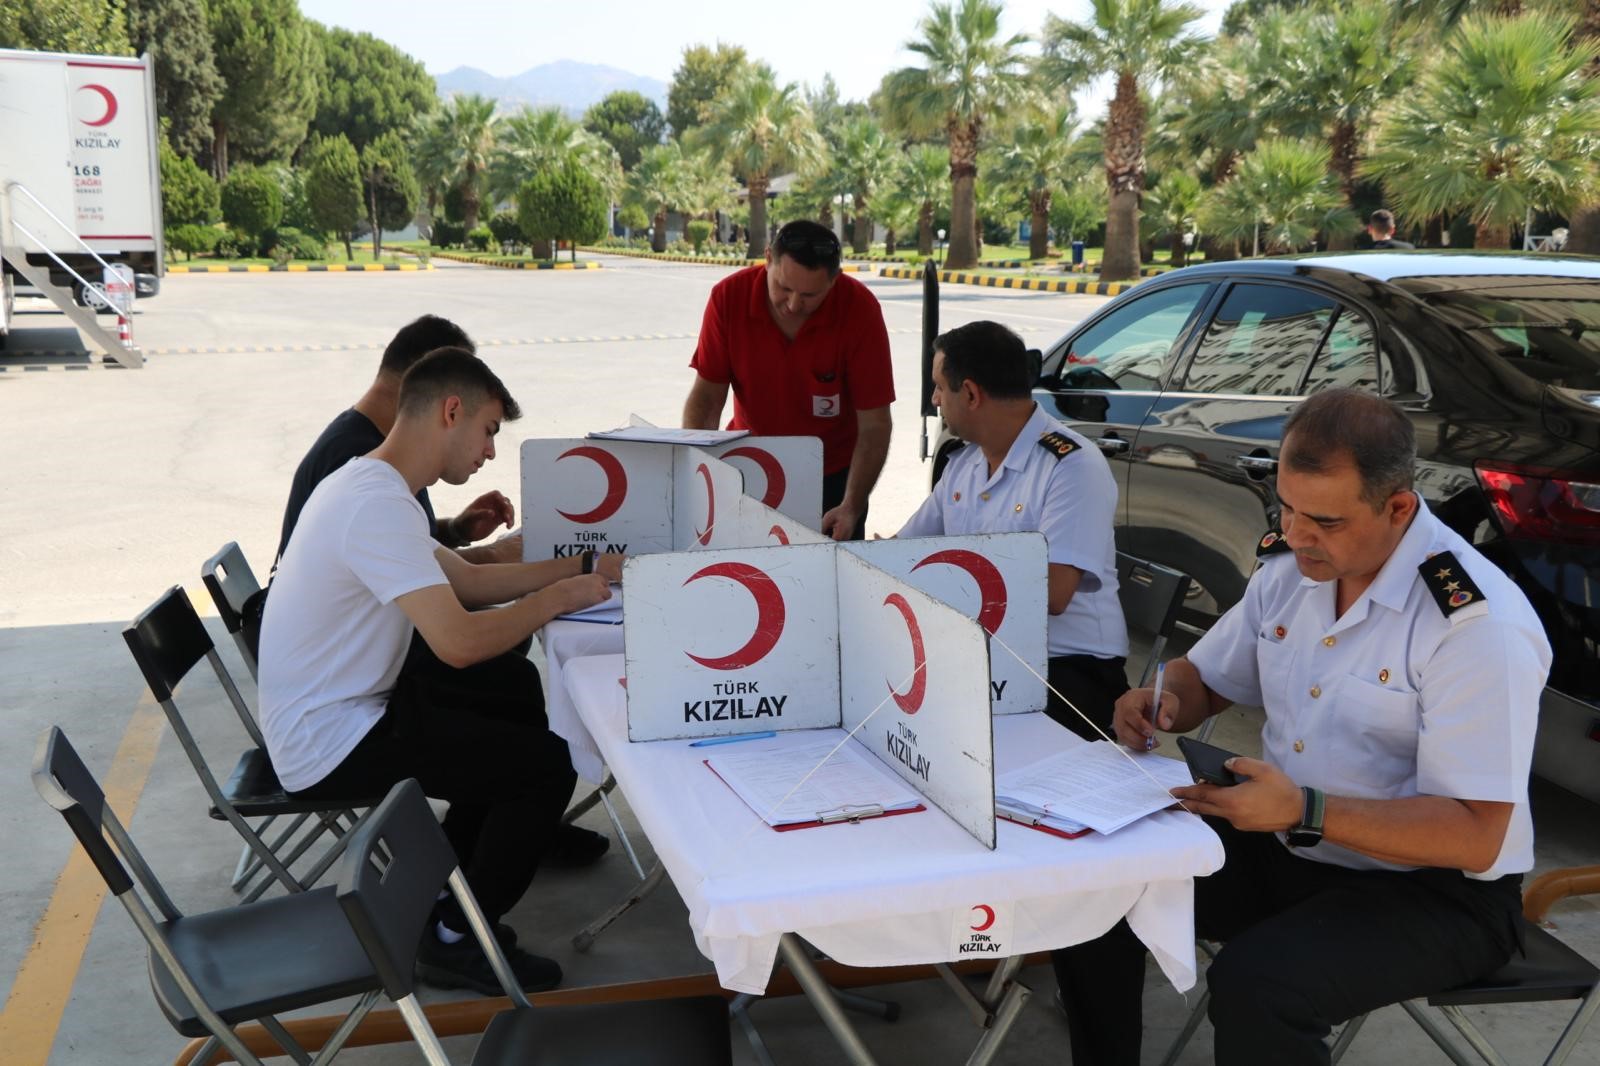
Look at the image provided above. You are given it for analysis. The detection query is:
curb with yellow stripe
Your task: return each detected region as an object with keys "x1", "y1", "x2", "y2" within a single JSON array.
[
  {"x1": 577, "y1": 247, "x2": 868, "y2": 272},
  {"x1": 425, "y1": 251, "x2": 602, "y2": 270},
  {"x1": 878, "y1": 266, "x2": 1142, "y2": 296},
  {"x1": 166, "y1": 262, "x2": 432, "y2": 273}
]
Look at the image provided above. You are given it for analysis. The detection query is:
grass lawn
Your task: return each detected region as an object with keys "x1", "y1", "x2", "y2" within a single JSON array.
[{"x1": 170, "y1": 247, "x2": 416, "y2": 267}]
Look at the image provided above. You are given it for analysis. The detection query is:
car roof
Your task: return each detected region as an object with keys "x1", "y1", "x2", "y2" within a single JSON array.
[{"x1": 1166, "y1": 251, "x2": 1600, "y2": 284}]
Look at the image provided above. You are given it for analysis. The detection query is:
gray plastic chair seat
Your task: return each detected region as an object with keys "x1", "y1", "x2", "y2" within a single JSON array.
[
  {"x1": 212, "y1": 747, "x2": 377, "y2": 821},
  {"x1": 151, "y1": 885, "x2": 379, "y2": 1038},
  {"x1": 473, "y1": 997, "x2": 733, "y2": 1066}
]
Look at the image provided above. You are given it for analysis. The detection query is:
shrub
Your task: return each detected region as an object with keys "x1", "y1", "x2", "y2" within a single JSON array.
[
  {"x1": 686, "y1": 219, "x2": 713, "y2": 252},
  {"x1": 466, "y1": 225, "x2": 494, "y2": 251},
  {"x1": 160, "y1": 141, "x2": 219, "y2": 226},
  {"x1": 214, "y1": 231, "x2": 250, "y2": 259},
  {"x1": 488, "y1": 210, "x2": 525, "y2": 253},
  {"x1": 165, "y1": 223, "x2": 220, "y2": 260},
  {"x1": 220, "y1": 166, "x2": 284, "y2": 246},
  {"x1": 431, "y1": 220, "x2": 465, "y2": 248},
  {"x1": 516, "y1": 159, "x2": 608, "y2": 260},
  {"x1": 269, "y1": 226, "x2": 328, "y2": 261}
]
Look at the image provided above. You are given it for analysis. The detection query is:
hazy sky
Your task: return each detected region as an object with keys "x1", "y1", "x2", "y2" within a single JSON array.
[{"x1": 299, "y1": 0, "x2": 1232, "y2": 115}]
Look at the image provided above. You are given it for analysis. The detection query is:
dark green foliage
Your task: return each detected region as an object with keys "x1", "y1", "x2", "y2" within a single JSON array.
[
  {"x1": 430, "y1": 220, "x2": 465, "y2": 248},
  {"x1": 686, "y1": 219, "x2": 714, "y2": 251},
  {"x1": 0, "y1": 0, "x2": 132, "y2": 53},
  {"x1": 220, "y1": 165, "x2": 284, "y2": 243},
  {"x1": 488, "y1": 210, "x2": 525, "y2": 251},
  {"x1": 303, "y1": 133, "x2": 363, "y2": 257},
  {"x1": 360, "y1": 129, "x2": 418, "y2": 256},
  {"x1": 267, "y1": 226, "x2": 327, "y2": 260},
  {"x1": 466, "y1": 225, "x2": 494, "y2": 251},
  {"x1": 165, "y1": 223, "x2": 220, "y2": 260},
  {"x1": 309, "y1": 24, "x2": 435, "y2": 152},
  {"x1": 207, "y1": 0, "x2": 324, "y2": 176},
  {"x1": 123, "y1": 0, "x2": 222, "y2": 160},
  {"x1": 583, "y1": 90, "x2": 666, "y2": 170},
  {"x1": 517, "y1": 159, "x2": 609, "y2": 260},
  {"x1": 160, "y1": 137, "x2": 220, "y2": 225},
  {"x1": 442, "y1": 182, "x2": 467, "y2": 224},
  {"x1": 666, "y1": 43, "x2": 750, "y2": 138},
  {"x1": 617, "y1": 203, "x2": 649, "y2": 232}
]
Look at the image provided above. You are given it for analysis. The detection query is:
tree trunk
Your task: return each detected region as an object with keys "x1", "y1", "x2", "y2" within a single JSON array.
[
  {"x1": 747, "y1": 176, "x2": 769, "y2": 259},
  {"x1": 852, "y1": 198, "x2": 872, "y2": 255},
  {"x1": 1199, "y1": 234, "x2": 1235, "y2": 262},
  {"x1": 918, "y1": 203, "x2": 934, "y2": 255},
  {"x1": 369, "y1": 183, "x2": 381, "y2": 260},
  {"x1": 463, "y1": 163, "x2": 481, "y2": 231},
  {"x1": 1326, "y1": 120, "x2": 1360, "y2": 250},
  {"x1": 343, "y1": 234, "x2": 353, "y2": 261},
  {"x1": 1170, "y1": 231, "x2": 1187, "y2": 268},
  {"x1": 651, "y1": 209, "x2": 667, "y2": 253},
  {"x1": 531, "y1": 238, "x2": 553, "y2": 259},
  {"x1": 819, "y1": 200, "x2": 833, "y2": 229},
  {"x1": 211, "y1": 119, "x2": 230, "y2": 182},
  {"x1": 945, "y1": 120, "x2": 980, "y2": 270},
  {"x1": 1567, "y1": 205, "x2": 1600, "y2": 254},
  {"x1": 1100, "y1": 72, "x2": 1146, "y2": 282},
  {"x1": 1029, "y1": 189, "x2": 1050, "y2": 260},
  {"x1": 1422, "y1": 214, "x2": 1444, "y2": 247},
  {"x1": 1475, "y1": 220, "x2": 1511, "y2": 251},
  {"x1": 884, "y1": 227, "x2": 897, "y2": 255}
]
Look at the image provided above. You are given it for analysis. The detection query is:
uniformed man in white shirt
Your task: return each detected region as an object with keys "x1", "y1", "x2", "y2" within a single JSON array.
[
  {"x1": 899, "y1": 320, "x2": 1128, "y2": 739},
  {"x1": 1052, "y1": 388, "x2": 1550, "y2": 1066}
]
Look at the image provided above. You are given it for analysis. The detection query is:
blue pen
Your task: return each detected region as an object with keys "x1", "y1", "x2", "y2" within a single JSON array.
[
  {"x1": 1147, "y1": 661, "x2": 1166, "y2": 751},
  {"x1": 689, "y1": 731, "x2": 777, "y2": 748}
]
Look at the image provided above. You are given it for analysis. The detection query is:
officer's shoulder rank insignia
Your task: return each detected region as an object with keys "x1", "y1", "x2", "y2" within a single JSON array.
[
  {"x1": 1037, "y1": 431, "x2": 1078, "y2": 460},
  {"x1": 1420, "y1": 550, "x2": 1485, "y2": 617},
  {"x1": 1256, "y1": 529, "x2": 1291, "y2": 557}
]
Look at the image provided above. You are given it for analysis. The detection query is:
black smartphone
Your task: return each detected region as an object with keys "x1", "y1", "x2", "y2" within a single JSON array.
[{"x1": 1176, "y1": 736, "x2": 1241, "y2": 786}]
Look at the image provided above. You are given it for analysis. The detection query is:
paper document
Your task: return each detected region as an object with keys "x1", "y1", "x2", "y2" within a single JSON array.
[
  {"x1": 706, "y1": 734, "x2": 923, "y2": 828},
  {"x1": 557, "y1": 587, "x2": 623, "y2": 623},
  {"x1": 587, "y1": 425, "x2": 750, "y2": 446},
  {"x1": 996, "y1": 742, "x2": 1193, "y2": 835}
]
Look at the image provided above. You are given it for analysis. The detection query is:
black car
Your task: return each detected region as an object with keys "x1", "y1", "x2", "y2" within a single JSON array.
[{"x1": 928, "y1": 252, "x2": 1600, "y2": 800}]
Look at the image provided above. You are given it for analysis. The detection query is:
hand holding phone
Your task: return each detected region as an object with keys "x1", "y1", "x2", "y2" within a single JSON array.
[{"x1": 1177, "y1": 735, "x2": 1241, "y2": 787}]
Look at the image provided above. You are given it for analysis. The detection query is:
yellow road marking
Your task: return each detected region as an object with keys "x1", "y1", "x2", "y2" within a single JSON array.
[{"x1": 0, "y1": 694, "x2": 167, "y2": 1065}]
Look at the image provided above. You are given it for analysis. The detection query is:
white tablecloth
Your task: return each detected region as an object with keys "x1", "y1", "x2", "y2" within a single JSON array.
[
  {"x1": 540, "y1": 618, "x2": 625, "y2": 783},
  {"x1": 563, "y1": 653, "x2": 1226, "y2": 995}
]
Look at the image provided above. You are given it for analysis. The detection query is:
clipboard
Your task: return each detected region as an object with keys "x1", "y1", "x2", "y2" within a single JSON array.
[
  {"x1": 997, "y1": 807, "x2": 1090, "y2": 840},
  {"x1": 772, "y1": 802, "x2": 926, "y2": 832}
]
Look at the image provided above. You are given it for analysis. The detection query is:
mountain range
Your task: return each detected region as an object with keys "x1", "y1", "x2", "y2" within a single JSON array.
[{"x1": 433, "y1": 60, "x2": 669, "y2": 117}]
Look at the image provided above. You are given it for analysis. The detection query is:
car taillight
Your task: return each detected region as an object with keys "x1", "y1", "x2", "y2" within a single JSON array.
[{"x1": 1474, "y1": 461, "x2": 1600, "y2": 546}]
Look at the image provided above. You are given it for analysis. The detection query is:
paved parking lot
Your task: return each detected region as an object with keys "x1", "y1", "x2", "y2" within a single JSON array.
[{"x1": 1, "y1": 255, "x2": 1595, "y2": 1065}]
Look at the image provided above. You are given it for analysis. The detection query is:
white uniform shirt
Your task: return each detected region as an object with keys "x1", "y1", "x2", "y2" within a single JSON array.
[
  {"x1": 1188, "y1": 497, "x2": 1549, "y2": 879},
  {"x1": 900, "y1": 405, "x2": 1128, "y2": 660},
  {"x1": 259, "y1": 458, "x2": 449, "y2": 791}
]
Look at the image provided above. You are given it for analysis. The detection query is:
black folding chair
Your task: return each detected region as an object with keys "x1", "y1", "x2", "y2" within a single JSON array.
[
  {"x1": 1116, "y1": 552, "x2": 1193, "y2": 687},
  {"x1": 1159, "y1": 914, "x2": 1600, "y2": 1066},
  {"x1": 123, "y1": 585, "x2": 377, "y2": 903},
  {"x1": 31, "y1": 726, "x2": 383, "y2": 1066},
  {"x1": 201, "y1": 541, "x2": 263, "y2": 680},
  {"x1": 337, "y1": 778, "x2": 733, "y2": 1066}
]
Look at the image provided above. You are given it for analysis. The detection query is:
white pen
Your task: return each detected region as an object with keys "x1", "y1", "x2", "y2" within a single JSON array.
[{"x1": 1147, "y1": 661, "x2": 1166, "y2": 752}]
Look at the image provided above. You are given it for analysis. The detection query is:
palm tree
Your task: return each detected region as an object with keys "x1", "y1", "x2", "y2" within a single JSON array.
[
  {"x1": 1040, "y1": 0, "x2": 1206, "y2": 281},
  {"x1": 410, "y1": 110, "x2": 456, "y2": 231},
  {"x1": 697, "y1": 66, "x2": 823, "y2": 258},
  {"x1": 999, "y1": 105, "x2": 1078, "y2": 260},
  {"x1": 1364, "y1": 13, "x2": 1600, "y2": 251},
  {"x1": 875, "y1": 190, "x2": 921, "y2": 256},
  {"x1": 899, "y1": 144, "x2": 948, "y2": 255},
  {"x1": 1143, "y1": 170, "x2": 1203, "y2": 265},
  {"x1": 836, "y1": 118, "x2": 899, "y2": 254},
  {"x1": 625, "y1": 142, "x2": 691, "y2": 253},
  {"x1": 1557, "y1": 0, "x2": 1600, "y2": 253},
  {"x1": 437, "y1": 93, "x2": 499, "y2": 231},
  {"x1": 493, "y1": 107, "x2": 620, "y2": 205},
  {"x1": 883, "y1": 0, "x2": 1030, "y2": 270},
  {"x1": 1202, "y1": 138, "x2": 1356, "y2": 255}
]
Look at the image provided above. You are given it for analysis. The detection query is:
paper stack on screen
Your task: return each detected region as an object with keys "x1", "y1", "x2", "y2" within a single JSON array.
[
  {"x1": 996, "y1": 743, "x2": 1193, "y2": 836},
  {"x1": 587, "y1": 425, "x2": 750, "y2": 446},
  {"x1": 705, "y1": 732, "x2": 924, "y2": 829}
]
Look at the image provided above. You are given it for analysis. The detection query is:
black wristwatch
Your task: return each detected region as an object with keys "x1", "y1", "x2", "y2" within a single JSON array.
[
  {"x1": 1286, "y1": 786, "x2": 1325, "y2": 848},
  {"x1": 579, "y1": 548, "x2": 596, "y2": 575}
]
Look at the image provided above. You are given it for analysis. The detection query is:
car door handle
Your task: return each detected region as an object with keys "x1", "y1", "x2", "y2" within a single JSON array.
[
  {"x1": 1095, "y1": 436, "x2": 1130, "y2": 455},
  {"x1": 1234, "y1": 455, "x2": 1279, "y2": 473}
]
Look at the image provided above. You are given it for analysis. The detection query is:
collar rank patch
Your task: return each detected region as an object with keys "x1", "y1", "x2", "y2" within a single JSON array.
[
  {"x1": 1037, "y1": 431, "x2": 1078, "y2": 460},
  {"x1": 1419, "y1": 550, "x2": 1484, "y2": 616},
  {"x1": 1256, "y1": 529, "x2": 1291, "y2": 557}
]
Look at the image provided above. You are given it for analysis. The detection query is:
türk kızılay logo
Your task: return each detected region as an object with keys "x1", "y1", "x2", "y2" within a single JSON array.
[
  {"x1": 550, "y1": 445, "x2": 629, "y2": 559},
  {"x1": 680, "y1": 562, "x2": 790, "y2": 724},
  {"x1": 951, "y1": 903, "x2": 1011, "y2": 956},
  {"x1": 720, "y1": 446, "x2": 786, "y2": 508},
  {"x1": 75, "y1": 84, "x2": 119, "y2": 127}
]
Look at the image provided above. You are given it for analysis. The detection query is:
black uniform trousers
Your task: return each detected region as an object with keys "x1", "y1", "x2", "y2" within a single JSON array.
[
  {"x1": 1045, "y1": 653, "x2": 1129, "y2": 742},
  {"x1": 290, "y1": 636, "x2": 576, "y2": 930},
  {"x1": 1051, "y1": 818, "x2": 1523, "y2": 1066},
  {"x1": 820, "y1": 467, "x2": 868, "y2": 541}
]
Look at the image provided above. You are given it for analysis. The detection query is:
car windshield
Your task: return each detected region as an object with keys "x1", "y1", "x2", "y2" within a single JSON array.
[{"x1": 1394, "y1": 275, "x2": 1600, "y2": 390}]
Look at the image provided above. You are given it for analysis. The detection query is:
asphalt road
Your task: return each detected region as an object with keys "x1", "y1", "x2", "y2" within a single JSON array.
[{"x1": 0, "y1": 253, "x2": 1111, "y2": 628}]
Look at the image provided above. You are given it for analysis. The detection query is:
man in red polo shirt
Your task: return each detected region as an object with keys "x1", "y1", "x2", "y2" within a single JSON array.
[{"x1": 682, "y1": 219, "x2": 894, "y2": 540}]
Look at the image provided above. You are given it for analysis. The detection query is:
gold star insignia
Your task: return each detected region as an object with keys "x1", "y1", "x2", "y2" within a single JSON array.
[
  {"x1": 1435, "y1": 568, "x2": 1453, "y2": 580},
  {"x1": 1444, "y1": 581, "x2": 1460, "y2": 592}
]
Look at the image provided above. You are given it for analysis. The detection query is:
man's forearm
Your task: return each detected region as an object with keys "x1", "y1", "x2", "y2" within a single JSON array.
[
  {"x1": 446, "y1": 553, "x2": 584, "y2": 608},
  {"x1": 841, "y1": 415, "x2": 892, "y2": 507},
  {"x1": 442, "y1": 589, "x2": 573, "y2": 666},
  {"x1": 1322, "y1": 794, "x2": 1512, "y2": 874},
  {"x1": 1163, "y1": 657, "x2": 1224, "y2": 733}
]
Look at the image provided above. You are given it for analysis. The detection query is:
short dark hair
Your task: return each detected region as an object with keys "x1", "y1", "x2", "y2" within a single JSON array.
[
  {"x1": 934, "y1": 320, "x2": 1033, "y2": 400},
  {"x1": 1281, "y1": 388, "x2": 1414, "y2": 507},
  {"x1": 397, "y1": 346, "x2": 521, "y2": 422},
  {"x1": 380, "y1": 315, "x2": 475, "y2": 375},
  {"x1": 1368, "y1": 209, "x2": 1397, "y2": 236},
  {"x1": 771, "y1": 219, "x2": 842, "y2": 275}
]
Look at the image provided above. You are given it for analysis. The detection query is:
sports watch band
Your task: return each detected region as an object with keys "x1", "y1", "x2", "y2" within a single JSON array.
[
  {"x1": 1286, "y1": 786, "x2": 1325, "y2": 848},
  {"x1": 579, "y1": 549, "x2": 596, "y2": 575}
]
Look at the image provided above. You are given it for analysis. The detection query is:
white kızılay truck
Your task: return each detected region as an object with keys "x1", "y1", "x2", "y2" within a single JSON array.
[{"x1": 0, "y1": 47, "x2": 164, "y2": 367}]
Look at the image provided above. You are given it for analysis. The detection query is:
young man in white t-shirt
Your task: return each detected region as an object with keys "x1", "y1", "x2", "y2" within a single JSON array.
[{"x1": 260, "y1": 346, "x2": 617, "y2": 995}]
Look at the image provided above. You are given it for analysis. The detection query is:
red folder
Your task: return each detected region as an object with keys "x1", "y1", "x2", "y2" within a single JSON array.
[{"x1": 997, "y1": 810, "x2": 1091, "y2": 840}]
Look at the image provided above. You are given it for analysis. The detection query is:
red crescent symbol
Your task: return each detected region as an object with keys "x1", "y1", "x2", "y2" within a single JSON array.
[
  {"x1": 555, "y1": 446, "x2": 627, "y2": 523},
  {"x1": 722, "y1": 446, "x2": 787, "y2": 508},
  {"x1": 695, "y1": 462, "x2": 715, "y2": 545},
  {"x1": 884, "y1": 593, "x2": 928, "y2": 714},
  {"x1": 683, "y1": 562, "x2": 785, "y2": 670},
  {"x1": 768, "y1": 524, "x2": 790, "y2": 545},
  {"x1": 912, "y1": 549, "x2": 1008, "y2": 635},
  {"x1": 78, "y1": 84, "x2": 118, "y2": 127},
  {"x1": 970, "y1": 904, "x2": 996, "y2": 932}
]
